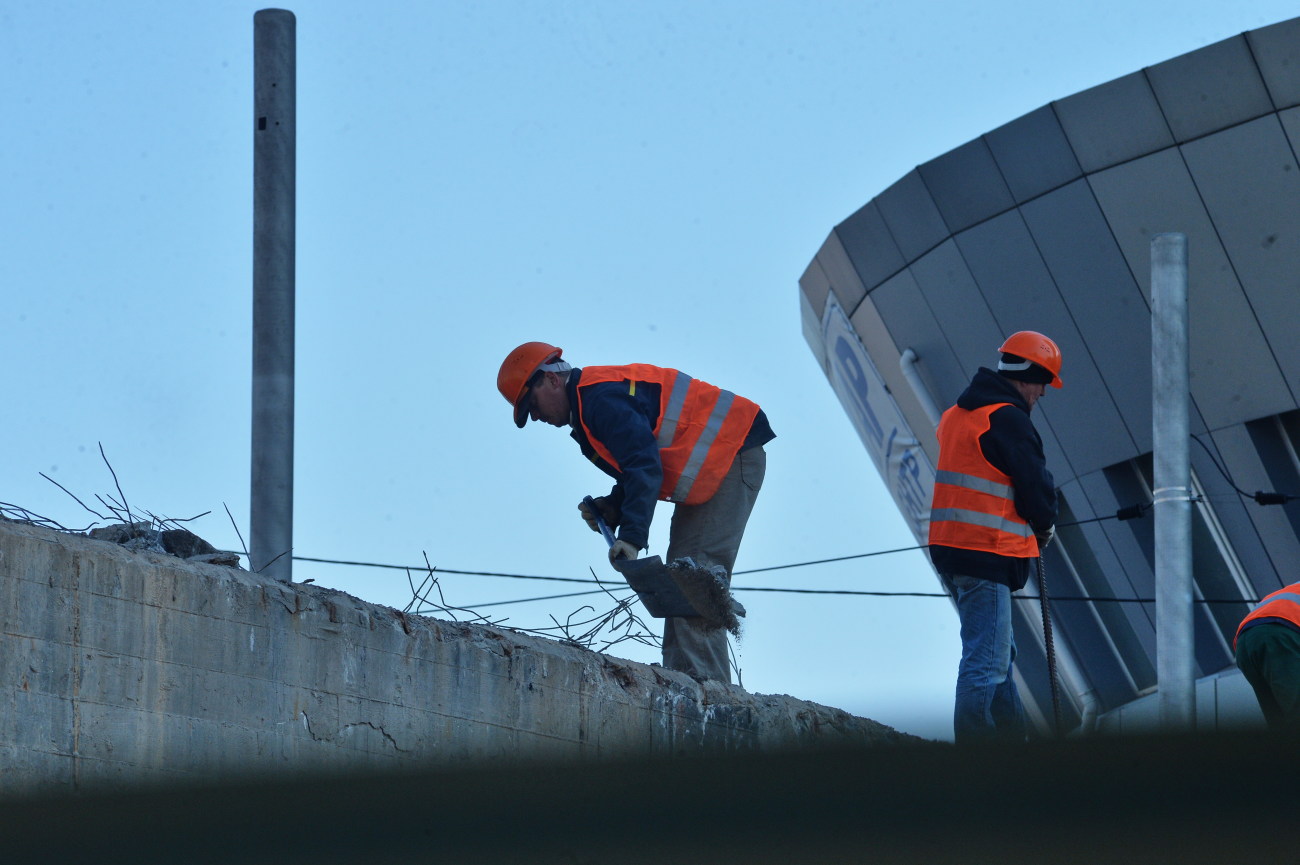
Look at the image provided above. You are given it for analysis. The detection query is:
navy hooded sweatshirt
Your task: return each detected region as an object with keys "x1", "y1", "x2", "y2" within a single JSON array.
[{"x1": 929, "y1": 367, "x2": 1058, "y2": 591}]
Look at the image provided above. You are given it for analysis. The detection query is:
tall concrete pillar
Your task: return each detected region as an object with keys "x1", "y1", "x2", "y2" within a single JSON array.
[
  {"x1": 1152, "y1": 232, "x2": 1194, "y2": 730},
  {"x1": 251, "y1": 9, "x2": 296, "y2": 581}
]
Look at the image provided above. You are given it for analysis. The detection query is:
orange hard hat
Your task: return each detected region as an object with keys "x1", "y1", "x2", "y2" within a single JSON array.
[
  {"x1": 497, "y1": 342, "x2": 564, "y2": 427},
  {"x1": 998, "y1": 331, "x2": 1063, "y2": 388}
]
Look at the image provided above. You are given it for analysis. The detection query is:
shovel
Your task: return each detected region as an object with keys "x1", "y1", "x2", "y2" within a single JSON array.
[{"x1": 581, "y1": 496, "x2": 701, "y2": 619}]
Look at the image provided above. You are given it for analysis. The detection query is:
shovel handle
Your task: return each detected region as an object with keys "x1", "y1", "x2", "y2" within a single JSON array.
[{"x1": 582, "y1": 496, "x2": 618, "y2": 548}]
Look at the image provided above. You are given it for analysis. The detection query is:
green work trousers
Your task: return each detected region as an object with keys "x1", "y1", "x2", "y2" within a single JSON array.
[{"x1": 1236, "y1": 622, "x2": 1300, "y2": 730}]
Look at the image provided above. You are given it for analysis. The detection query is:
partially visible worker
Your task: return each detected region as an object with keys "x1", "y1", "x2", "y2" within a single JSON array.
[
  {"x1": 928, "y1": 331, "x2": 1063, "y2": 744},
  {"x1": 1235, "y1": 581, "x2": 1300, "y2": 730},
  {"x1": 496, "y1": 342, "x2": 774, "y2": 683}
]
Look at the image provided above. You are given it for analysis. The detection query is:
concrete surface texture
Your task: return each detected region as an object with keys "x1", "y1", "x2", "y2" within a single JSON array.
[{"x1": 0, "y1": 519, "x2": 914, "y2": 795}]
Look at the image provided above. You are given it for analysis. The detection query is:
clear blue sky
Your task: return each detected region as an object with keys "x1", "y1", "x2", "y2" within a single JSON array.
[{"x1": 3, "y1": 1, "x2": 1293, "y2": 741}]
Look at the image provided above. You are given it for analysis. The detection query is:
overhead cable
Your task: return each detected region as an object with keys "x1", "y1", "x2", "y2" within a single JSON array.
[
  {"x1": 299, "y1": 484, "x2": 1283, "y2": 613},
  {"x1": 294, "y1": 555, "x2": 596, "y2": 585},
  {"x1": 292, "y1": 500, "x2": 1150, "y2": 585},
  {"x1": 415, "y1": 586, "x2": 1257, "y2": 617},
  {"x1": 1191, "y1": 433, "x2": 1297, "y2": 505}
]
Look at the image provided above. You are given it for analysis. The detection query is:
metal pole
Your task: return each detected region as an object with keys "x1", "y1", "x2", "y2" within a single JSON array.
[
  {"x1": 1152, "y1": 232, "x2": 1194, "y2": 730},
  {"x1": 251, "y1": 9, "x2": 296, "y2": 581},
  {"x1": 899, "y1": 348, "x2": 943, "y2": 428}
]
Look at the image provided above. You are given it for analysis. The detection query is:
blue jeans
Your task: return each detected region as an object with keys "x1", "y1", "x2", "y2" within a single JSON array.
[{"x1": 951, "y1": 574, "x2": 1027, "y2": 744}]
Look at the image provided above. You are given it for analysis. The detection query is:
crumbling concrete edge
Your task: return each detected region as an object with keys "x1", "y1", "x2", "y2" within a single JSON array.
[{"x1": 0, "y1": 518, "x2": 924, "y2": 794}]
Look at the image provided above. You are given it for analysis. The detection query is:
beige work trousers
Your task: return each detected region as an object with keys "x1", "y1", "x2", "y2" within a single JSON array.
[{"x1": 661, "y1": 446, "x2": 765, "y2": 683}]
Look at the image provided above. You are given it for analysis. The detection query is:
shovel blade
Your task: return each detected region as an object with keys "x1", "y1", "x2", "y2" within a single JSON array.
[{"x1": 613, "y1": 556, "x2": 701, "y2": 618}]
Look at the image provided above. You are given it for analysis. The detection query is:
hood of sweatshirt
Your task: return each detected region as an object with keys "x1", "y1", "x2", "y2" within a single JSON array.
[{"x1": 956, "y1": 367, "x2": 1030, "y2": 415}]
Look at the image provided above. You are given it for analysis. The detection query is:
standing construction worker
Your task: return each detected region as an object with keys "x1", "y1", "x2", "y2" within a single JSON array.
[
  {"x1": 1235, "y1": 582, "x2": 1300, "y2": 729},
  {"x1": 928, "y1": 331, "x2": 1062, "y2": 743},
  {"x1": 496, "y1": 342, "x2": 774, "y2": 683}
]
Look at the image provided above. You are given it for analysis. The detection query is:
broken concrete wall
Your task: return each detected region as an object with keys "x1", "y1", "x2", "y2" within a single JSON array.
[{"x1": 0, "y1": 519, "x2": 912, "y2": 795}]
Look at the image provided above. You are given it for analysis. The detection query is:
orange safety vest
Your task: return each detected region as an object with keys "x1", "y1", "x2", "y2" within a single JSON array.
[
  {"x1": 576, "y1": 364, "x2": 759, "y2": 505},
  {"x1": 928, "y1": 403, "x2": 1039, "y2": 558},
  {"x1": 1234, "y1": 582, "x2": 1300, "y2": 649}
]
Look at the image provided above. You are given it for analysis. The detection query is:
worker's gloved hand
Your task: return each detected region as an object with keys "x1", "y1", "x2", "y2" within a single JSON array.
[
  {"x1": 578, "y1": 496, "x2": 620, "y2": 533},
  {"x1": 1035, "y1": 525, "x2": 1056, "y2": 551},
  {"x1": 608, "y1": 540, "x2": 640, "y2": 564}
]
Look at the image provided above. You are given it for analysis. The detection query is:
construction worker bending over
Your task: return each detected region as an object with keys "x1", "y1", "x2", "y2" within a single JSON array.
[
  {"x1": 497, "y1": 342, "x2": 774, "y2": 683},
  {"x1": 1235, "y1": 582, "x2": 1300, "y2": 729},
  {"x1": 928, "y1": 332, "x2": 1062, "y2": 743}
]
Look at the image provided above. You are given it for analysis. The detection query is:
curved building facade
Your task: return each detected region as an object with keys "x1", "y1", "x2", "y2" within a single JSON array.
[{"x1": 800, "y1": 17, "x2": 1300, "y2": 733}]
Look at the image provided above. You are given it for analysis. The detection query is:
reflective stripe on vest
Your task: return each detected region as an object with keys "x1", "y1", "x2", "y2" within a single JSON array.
[
  {"x1": 576, "y1": 364, "x2": 759, "y2": 506},
  {"x1": 929, "y1": 507, "x2": 1034, "y2": 539},
  {"x1": 671, "y1": 389, "x2": 735, "y2": 503},
  {"x1": 928, "y1": 402, "x2": 1038, "y2": 558},
  {"x1": 931, "y1": 470, "x2": 1032, "y2": 538},
  {"x1": 933, "y1": 469, "x2": 1015, "y2": 500},
  {"x1": 1234, "y1": 584, "x2": 1300, "y2": 648},
  {"x1": 656, "y1": 372, "x2": 692, "y2": 449}
]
